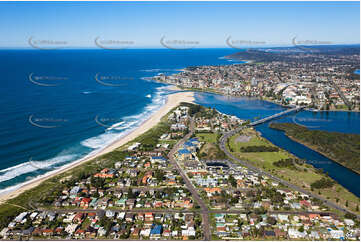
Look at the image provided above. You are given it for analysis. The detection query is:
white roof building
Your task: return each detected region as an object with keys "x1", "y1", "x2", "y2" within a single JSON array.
[
  {"x1": 329, "y1": 229, "x2": 344, "y2": 239},
  {"x1": 344, "y1": 219, "x2": 355, "y2": 227},
  {"x1": 15, "y1": 212, "x2": 28, "y2": 223},
  {"x1": 182, "y1": 227, "x2": 196, "y2": 237},
  {"x1": 65, "y1": 224, "x2": 78, "y2": 234},
  {"x1": 140, "y1": 228, "x2": 151, "y2": 237}
]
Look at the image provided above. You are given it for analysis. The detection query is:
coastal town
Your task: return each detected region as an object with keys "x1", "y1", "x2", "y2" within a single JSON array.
[
  {"x1": 0, "y1": 1, "x2": 359, "y2": 241},
  {"x1": 153, "y1": 47, "x2": 360, "y2": 111},
  {"x1": 1, "y1": 104, "x2": 359, "y2": 240}
]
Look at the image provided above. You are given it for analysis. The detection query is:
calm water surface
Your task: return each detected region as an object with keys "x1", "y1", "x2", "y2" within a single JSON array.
[{"x1": 194, "y1": 92, "x2": 360, "y2": 196}]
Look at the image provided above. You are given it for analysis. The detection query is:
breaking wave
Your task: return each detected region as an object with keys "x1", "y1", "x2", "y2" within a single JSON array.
[
  {"x1": 81, "y1": 86, "x2": 168, "y2": 150},
  {"x1": 0, "y1": 154, "x2": 77, "y2": 183},
  {"x1": 0, "y1": 86, "x2": 169, "y2": 195}
]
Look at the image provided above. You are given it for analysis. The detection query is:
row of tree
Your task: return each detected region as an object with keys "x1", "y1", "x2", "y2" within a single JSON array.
[{"x1": 240, "y1": 145, "x2": 279, "y2": 152}]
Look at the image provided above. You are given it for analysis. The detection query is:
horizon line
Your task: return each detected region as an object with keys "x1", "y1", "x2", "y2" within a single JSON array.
[{"x1": 0, "y1": 43, "x2": 360, "y2": 50}]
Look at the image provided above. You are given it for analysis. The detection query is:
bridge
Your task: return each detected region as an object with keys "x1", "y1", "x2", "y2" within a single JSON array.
[{"x1": 250, "y1": 106, "x2": 304, "y2": 126}]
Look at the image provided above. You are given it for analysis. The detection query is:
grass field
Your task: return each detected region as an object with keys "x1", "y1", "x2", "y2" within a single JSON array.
[
  {"x1": 229, "y1": 129, "x2": 289, "y2": 168},
  {"x1": 230, "y1": 135, "x2": 271, "y2": 149},
  {"x1": 196, "y1": 132, "x2": 226, "y2": 160},
  {"x1": 228, "y1": 127, "x2": 360, "y2": 214},
  {"x1": 196, "y1": 132, "x2": 219, "y2": 144}
]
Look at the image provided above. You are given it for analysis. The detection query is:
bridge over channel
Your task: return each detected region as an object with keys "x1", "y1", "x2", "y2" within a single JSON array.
[{"x1": 250, "y1": 106, "x2": 304, "y2": 126}]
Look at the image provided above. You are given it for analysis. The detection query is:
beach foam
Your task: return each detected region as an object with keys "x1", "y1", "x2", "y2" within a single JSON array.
[
  {"x1": 0, "y1": 154, "x2": 77, "y2": 183},
  {"x1": 0, "y1": 86, "x2": 170, "y2": 194},
  {"x1": 0, "y1": 89, "x2": 194, "y2": 200},
  {"x1": 81, "y1": 86, "x2": 168, "y2": 151}
]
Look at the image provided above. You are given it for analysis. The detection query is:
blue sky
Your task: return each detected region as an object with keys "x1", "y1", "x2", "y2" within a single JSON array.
[{"x1": 0, "y1": 1, "x2": 359, "y2": 48}]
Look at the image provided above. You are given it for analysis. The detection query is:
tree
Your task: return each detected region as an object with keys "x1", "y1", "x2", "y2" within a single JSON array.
[
  {"x1": 230, "y1": 197, "x2": 239, "y2": 205},
  {"x1": 311, "y1": 178, "x2": 335, "y2": 189},
  {"x1": 298, "y1": 226, "x2": 304, "y2": 233},
  {"x1": 267, "y1": 216, "x2": 277, "y2": 225},
  {"x1": 128, "y1": 189, "x2": 136, "y2": 199},
  {"x1": 154, "y1": 169, "x2": 165, "y2": 181},
  {"x1": 254, "y1": 207, "x2": 266, "y2": 215},
  {"x1": 228, "y1": 175, "x2": 237, "y2": 188},
  {"x1": 345, "y1": 213, "x2": 357, "y2": 220}
]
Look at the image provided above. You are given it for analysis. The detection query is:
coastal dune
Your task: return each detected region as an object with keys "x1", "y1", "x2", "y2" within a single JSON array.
[{"x1": 0, "y1": 90, "x2": 195, "y2": 204}]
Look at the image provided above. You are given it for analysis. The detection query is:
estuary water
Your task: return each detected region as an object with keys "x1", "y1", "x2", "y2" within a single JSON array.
[
  {"x1": 0, "y1": 48, "x2": 358, "y2": 198},
  {"x1": 194, "y1": 92, "x2": 360, "y2": 196}
]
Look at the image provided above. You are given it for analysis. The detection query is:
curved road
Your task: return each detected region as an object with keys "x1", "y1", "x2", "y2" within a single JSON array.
[{"x1": 219, "y1": 126, "x2": 359, "y2": 218}]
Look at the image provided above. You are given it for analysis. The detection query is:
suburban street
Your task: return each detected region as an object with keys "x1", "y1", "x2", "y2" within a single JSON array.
[
  {"x1": 219, "y1": 125, "x2": 359, "y2": 218},
  {"x1": 329, "y1": 78, "x2": 352, "y2": 110},
  {"x1": 38, "y1": 208, "x2": 336, "y2": 216},
  {"x1": 167, "y1": 118, "x2": 211, "y2": 241}
]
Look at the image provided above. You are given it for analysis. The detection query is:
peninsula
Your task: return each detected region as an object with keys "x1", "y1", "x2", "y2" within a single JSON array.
[{"x1": 269, "y1": 122, "x2": 360, "y2": 174}]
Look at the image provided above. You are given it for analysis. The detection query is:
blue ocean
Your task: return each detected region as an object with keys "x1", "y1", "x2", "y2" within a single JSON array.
[
  {"x1": 0, "y1": 48, "x2": 240, "y2": 193},
  {"x1": 0, "y1": 49, "x2": 359, "y2": 197}
]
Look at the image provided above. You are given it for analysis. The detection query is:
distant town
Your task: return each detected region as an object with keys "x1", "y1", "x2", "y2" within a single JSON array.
[
  {"x1": 153, "y1": 46, "x2": 360, "y2": 111},
  {"x1": 0, "y1": 0, "x2": 359, "y2": 241},
  {"x1": 1, "y1": 103, "x2": 359, "y2": 240}
]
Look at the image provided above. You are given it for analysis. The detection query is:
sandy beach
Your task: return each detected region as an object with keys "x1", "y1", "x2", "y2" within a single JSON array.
[{"x1": 0, "y1": 90, "x2": 195, "y2": 204}]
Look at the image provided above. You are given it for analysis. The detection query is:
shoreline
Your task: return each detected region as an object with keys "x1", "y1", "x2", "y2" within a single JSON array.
[
  {"x1": 183, "y1": 87, "x2": 360, "y2": 113},
  {"x1": 305, "y1": 108, "x2": 360, "y2": 113},
  {"x1": 0, "y1": 89, "x2": 195, "y2": 204},
  {"x1": 269, "y1": 125, "x2": 360, "y2": 176},
  {"x1": 284, "y1": 133, "x2": 360, "y2": 176}
]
